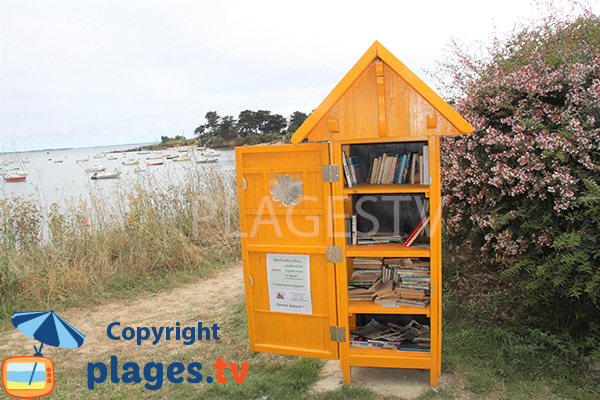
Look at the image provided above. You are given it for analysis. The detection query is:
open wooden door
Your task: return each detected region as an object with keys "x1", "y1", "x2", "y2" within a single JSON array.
[{"x1": 235, "y1": 143, "x2": 339, "y2": 359}]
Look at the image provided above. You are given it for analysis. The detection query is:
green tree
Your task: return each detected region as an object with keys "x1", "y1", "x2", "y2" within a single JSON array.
[
  {"x1": 216, "y1": 116, "x2": 237, "y2": 139},
  {"x1": 265, "y1": 113, "x2": 287, "y2": 135},
  {"x1": 255, "y1": 110, "x2": 272, "y2": 135},
  {"x1": 288, "y1": 111, "x2": 308, "y2": 133},
  {"x1": 237, "y1": 110, "x2": 259, "y2": 137},
  {"x1": 194, "y1": 125, "x2": 206, "y2": 137},
  {"x1": 204, "y1": 111, "x2": 221, "y2": 132}
]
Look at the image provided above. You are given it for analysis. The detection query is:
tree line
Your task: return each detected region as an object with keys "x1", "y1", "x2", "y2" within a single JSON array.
[{"x1": 194, "y1": 110, "x2": 309, "y2": 146}]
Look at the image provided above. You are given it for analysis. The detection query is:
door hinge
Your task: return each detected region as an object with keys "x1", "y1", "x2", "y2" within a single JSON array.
[
  {"x1": 326, "y1": 246, "x2": 343, "y2": 263},
  {"x1": 322, "y1": 165, "x2": 339, "y2": 183},
  {"x1": 242, "y1": 177, "x2": 247, "y2": 191},
  {"x1": 330, "y1": 326, "x2": 346, "y2": 342}
]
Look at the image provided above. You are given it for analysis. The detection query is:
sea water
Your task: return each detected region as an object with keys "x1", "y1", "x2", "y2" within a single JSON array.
[{"x1": 0, "y1": 145, "x2": 236, "y2": 206}]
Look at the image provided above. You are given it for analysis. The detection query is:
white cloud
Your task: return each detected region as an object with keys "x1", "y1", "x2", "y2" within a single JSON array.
[{"x1": 1, "y1": 0, "x2": 598, "y2": 150}]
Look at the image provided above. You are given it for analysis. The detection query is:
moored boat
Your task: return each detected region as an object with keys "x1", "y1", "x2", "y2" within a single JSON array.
[
  {"x1": 90, "y1": 170, "x2": 121, "y2": 180},
  {"x1": 4, "y1": 173, "x2": 26, "y2": 182},
  {"x1": 122, "y1": 159, "x2": 139, "y2": 166},
  {"x1": 85, "y1": 163, "x2": 107, "y2": 173},
  {"x1": 147, "y1": 161, "x2": 164, "y2": 166},
  {"x1": 201, "y1": 149, "x2": 220, "y2": 158},
  {"x1": 196, "y1": 158, "x2": 218, "y2": 164}
]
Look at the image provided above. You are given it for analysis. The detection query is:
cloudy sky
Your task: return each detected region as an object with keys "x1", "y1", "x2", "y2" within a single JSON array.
[{"x1": 1, "y1": 0, "x2": 598, "y2": 150}]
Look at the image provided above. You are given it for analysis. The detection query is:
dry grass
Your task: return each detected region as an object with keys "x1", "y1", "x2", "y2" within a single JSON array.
[{"x1": 0, "y1": 165, "x2": 240, "y2": 322}]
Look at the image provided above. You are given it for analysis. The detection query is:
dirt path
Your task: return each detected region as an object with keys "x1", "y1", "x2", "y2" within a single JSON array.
[{"x1": 0, "y1": 262, "x2": 245, "y2": 363}]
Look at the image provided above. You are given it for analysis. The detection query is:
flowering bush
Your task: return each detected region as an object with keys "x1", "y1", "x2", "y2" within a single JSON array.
[{"x1": 440, "y1": 10, "x2": 600, "y2": 350}]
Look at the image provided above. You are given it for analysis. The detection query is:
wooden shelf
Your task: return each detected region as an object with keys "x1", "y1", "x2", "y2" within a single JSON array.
[
  {"x1": 343, "y1": 183, "x2": 429, "y2": 195},
  {"x1": 349, "y1": 345, "x2": 430, "y2": 358},
  {"x1": 348, "y1": 300, "x2": 430, "y2": 316},
  {"x1": 346, "y1": 243, "x2": 430, "y2": 257},
  {"x1": 347, "y1": 345, "x2": 431, "y2": 369}
]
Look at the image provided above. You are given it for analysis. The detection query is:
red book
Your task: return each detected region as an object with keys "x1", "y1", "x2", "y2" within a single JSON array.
[{"x1": 404, "y1": 216, "x2": 430, "y2": 247}]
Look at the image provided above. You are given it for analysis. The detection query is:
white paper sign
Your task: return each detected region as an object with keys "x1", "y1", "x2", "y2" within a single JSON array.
[{"x1": 266, "y1": 253, "x2": 312, "y2": 314}]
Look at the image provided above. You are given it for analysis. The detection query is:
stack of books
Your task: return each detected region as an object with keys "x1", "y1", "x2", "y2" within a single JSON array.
[
  {"x1": 348, "y1": 258, "x2": 382, "y2": 301},
  {"x1": 349, "y1": 319, "x2": 430, "y2": 351},
  {"x1": 390, "y1": 259, "x2": 431, "y2": 308},
  {"x1": 347, "y1": 258, "x2": 430, "y2": 308}
]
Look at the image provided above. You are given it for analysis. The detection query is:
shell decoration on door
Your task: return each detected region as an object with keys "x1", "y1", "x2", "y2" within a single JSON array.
[{"x1": 270, "y1": 174, "x2": 304, "y2": 206}]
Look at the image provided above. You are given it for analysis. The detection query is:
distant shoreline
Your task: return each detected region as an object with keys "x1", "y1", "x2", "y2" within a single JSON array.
[{"x1": 0, "y1": 142, "x2": 159, "y2": 155}]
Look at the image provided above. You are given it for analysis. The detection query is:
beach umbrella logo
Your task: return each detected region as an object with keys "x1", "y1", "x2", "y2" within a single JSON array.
[{"x1": 1, "y1": 310, "x2": 85, "y2": 399}]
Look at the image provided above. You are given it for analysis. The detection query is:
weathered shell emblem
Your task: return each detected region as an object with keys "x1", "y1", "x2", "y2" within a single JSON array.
[{"x1": 270, "y1": 174, "x2": 304, "y2": 206}]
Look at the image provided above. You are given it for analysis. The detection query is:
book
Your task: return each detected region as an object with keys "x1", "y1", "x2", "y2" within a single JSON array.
[
  {"x1": 342, "y1": 151, "x2": 353, "y2": 188},
  {"x1": 404, "y1": 216, "x2": 430, "y2": 247},
  {"x1": 422, "y1": 145, "x2": 429, "y2": 185},
  {"x1": 349, "y1": 156, "x2": 364, "y2": 184}
]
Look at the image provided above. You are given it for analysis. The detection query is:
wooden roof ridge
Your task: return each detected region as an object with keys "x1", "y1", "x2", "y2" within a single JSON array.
[{"x1": 290, "y1": 41, "x2": 473, "y2": 144}]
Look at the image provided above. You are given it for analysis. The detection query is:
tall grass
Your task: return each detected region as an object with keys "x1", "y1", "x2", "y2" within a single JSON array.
[{"x1": 0, "y1": 165, "x2": 240, "y2": 322}]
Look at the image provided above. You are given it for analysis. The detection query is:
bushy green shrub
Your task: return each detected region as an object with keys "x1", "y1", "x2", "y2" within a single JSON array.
[{"x1": 440, "y1": 9, "x2": 600, "y2": 354}]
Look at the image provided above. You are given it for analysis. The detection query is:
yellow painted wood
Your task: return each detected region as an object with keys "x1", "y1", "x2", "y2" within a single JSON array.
[
  {"x1": 348, "y1": 301, "x2": 431, "y2": 317},
  {"x1": 236, "y1": 143, "x2": 339, "y2": 360},
  {"x1": 346, "y1": 244, "x2": 431, "y2": 258},
  {"x1": 328, "y1": 119, "x2": 340, "y2": 133},
  {"x1": 376, "y1": 61, "x2": 387, "y2": 137},
  {"x1": 237, "y1": 42, "x2": 473, "y2": 388},
  {"x1": 343, "y1": 183, "x2": 429, "y2": 195},
  {"x1": 291, "y1": 41, "x2": 473, "y2": 144},
  {"x1": 428, "y1": 115, "x2": 437, "y2": 129}
]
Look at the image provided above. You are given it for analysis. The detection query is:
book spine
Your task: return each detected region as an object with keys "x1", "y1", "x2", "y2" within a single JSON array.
[
  {"x1": 422, "y1": 146, "x2": 428, "y2": 185},
  {"x1": 342, "y1": 151, "x2": 353, "y2": 188},
  {"x1": 351, "y1": 214, "x2": 357, "y2": 245}
]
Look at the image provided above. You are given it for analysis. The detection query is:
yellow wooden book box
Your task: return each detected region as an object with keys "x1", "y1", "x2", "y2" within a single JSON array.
[{"x1": 235, "y1": 41, "x2": 473, "y2": 386}]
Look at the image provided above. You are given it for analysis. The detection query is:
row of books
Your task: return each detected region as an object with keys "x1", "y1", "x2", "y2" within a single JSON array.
[
  {"x1": 347, "y1": 258, "x2": 430, "y2": 308},
  {"x1": 367, "y1": 150, "x2": 429, "y2": 185},
  {"x1": 341, "y1": 148, "x2": 430, "y2": 187},
  {"x1": 345, "y1": 200, "x2": 430, "y2": 247},
  {"x1": 349, "y1": 319, "x2": 430, "y2": 352}
]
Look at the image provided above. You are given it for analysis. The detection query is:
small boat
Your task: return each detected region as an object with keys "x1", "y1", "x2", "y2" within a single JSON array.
[
  {"x1": 202, "y1": 149, "x2": 220, "y2": 158},
  {"x1": 107, "y1": 155, "x2": 118, "y2": 160},
  {"x1": 22, "y1": 158, "x2": 31, "y2": 163},
  {"x1": 166, "y1": 154, "x2": 178, "y2": 160},
  {"x1": 196, "y1": 158, "x2": 218, "y2": 164},
  {"x1": 137, "y1": 150, "x2": 151, "y2": 155},
  {"x1": 53, "y1": 158, "x2": 65, "y2": 163},
  {"x1": 147, "y1": 161, "x2": 164, "y2": 166},
  {"x1": 173, "y1": 156, "x2": 191, "y2": 162},
  {"x1": 146, "y1": 153, "x2": 163, "y2": 160},
  {"x1": 134, "y1": 166, "x2": 147, "y2": 173},
  {"x1": 85, "y1": 164, "x2": 107, "y2": 173},
  {"x1": 93, "y1": 154, "x2": 104, "y2": 159},
  {"x1": 122, "y1": 159, "x2": 139, "y2": 166},
  {"x1": 4, "y1": 173, "x2": 26, "y2": 182},
  {"x1": 76, "y1": 156, "x2": 90, "y2": 162},
  {"x1": 91, "y1": 170, "x2": 121, "y2": 180}
]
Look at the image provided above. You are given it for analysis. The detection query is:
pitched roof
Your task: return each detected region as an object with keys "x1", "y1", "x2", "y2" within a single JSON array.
[{"x1": 291, "y1": 41, "x2": 473, "y2": 144}]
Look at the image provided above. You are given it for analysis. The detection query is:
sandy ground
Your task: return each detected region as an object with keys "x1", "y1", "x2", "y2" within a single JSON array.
[
  {"x1": 1, "y1": 262, "x2": 449, "y2": 398},
  {"x1": 0, "y1": 264, "x2": 245, "y2": 364}
]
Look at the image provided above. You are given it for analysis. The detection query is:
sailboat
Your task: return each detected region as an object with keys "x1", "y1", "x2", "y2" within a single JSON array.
[{"x1": 4, "y1": 142, "x2": 28, "y2": 182}]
